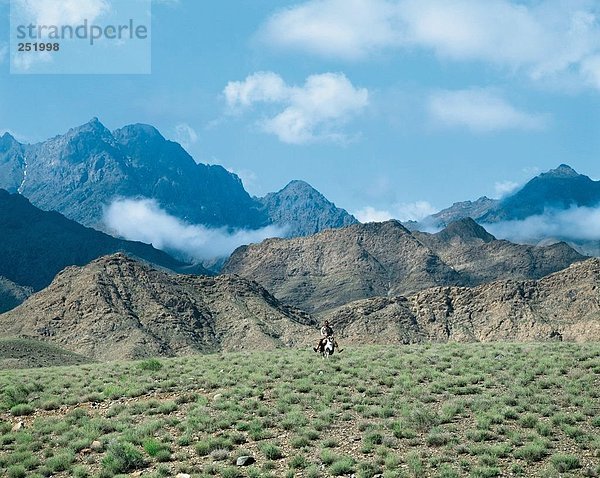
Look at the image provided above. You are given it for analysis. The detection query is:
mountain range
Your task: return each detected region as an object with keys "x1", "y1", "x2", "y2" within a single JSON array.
[
  {"x1": 424, "y1": 164, "x2": 600, "y2": 227},
  {"x1": 223, "y1": 219, "x2": 584, "y2": 314},
  {"x1": 2, "y1": 254, "x2": 597, "y2": 362},
  {"x1": 0, "y1": 119, "x2": 356, "y2": 241}
]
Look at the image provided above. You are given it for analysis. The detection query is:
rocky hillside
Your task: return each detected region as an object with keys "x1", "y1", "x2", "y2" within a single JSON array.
[
  {"x1": 327, "y1": 258, "x2": 600, "y2": 344},
  {"x1": 413, "y1": 218, "x2": 585, "y2": 286},
  {"x1": 0, "y1": 254, "x2": 316, "y2": 361},
  {"x1": 0, "y1": 277, "x2": 32, "y2": 314},
  {"x1": 223, "y1": 221, "x2": 462, "y2": 313},
  {"x1": 0, "y1": 338, "x2": 92, "y2": 369},
  {"x1": 0, "y1": 189, "x2": 204, "y2": 292},
  {"x1": 223, "y1": 219, "x2": 584, "y2": 314},
  {"x1": 259, "y1": 180, "x2": 358, "y2": 237}
]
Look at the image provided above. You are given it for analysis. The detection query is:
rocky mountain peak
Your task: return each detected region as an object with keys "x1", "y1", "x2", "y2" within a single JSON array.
[
  {"x1": 435, "y1": 218, "x2": 496, "y2": 243},
  {"x1": 113, "y1": 123, "x2": 165, "y2": 145},
  {"x1": 0, "y1": 132, "x2": 18, "y2": 146},
  {"x1": 259, "y1": 179, "x2": 358, "y2": 237},
  {"x1": 542, "y1": 164, "x2": 580, "y2": 179},
  {"x1": 69, "y1": 117, "x2": 112, "y2": 137}
]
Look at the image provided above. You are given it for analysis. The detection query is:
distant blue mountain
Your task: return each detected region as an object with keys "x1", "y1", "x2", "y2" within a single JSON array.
[
  {"x1": 425, "y1": 164, "x2": 600, "y2": 226},
  {"x1": 480, "y1": 164, "x2": 600, "y2": 222},
  {"x1": 0, "y1": 119, "x2": 356, "y2": 238},
  {"x1": 0, "y1": 189, "x2": 205, "y2": 292}
]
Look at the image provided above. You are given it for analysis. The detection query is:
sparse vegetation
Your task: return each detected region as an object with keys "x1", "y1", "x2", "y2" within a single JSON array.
[{"x1": 0, "y1": 342, "x2": 598, "y2": 477}]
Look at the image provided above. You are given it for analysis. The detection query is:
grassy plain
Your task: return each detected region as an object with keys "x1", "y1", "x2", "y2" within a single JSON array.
[{"x1": 0, "y1": 343, "x2": 598, "y2": 477}]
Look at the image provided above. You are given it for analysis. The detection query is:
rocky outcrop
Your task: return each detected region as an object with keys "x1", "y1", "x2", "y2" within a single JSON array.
[
  {"x1": 0, "y1": 254, "x2": 316, "y2": 360},
  {"x1": 0, "y1": 277, "x2": 32, "y2": 314},
  {"x1": 223, "y1": 219, "x2": 584, "y2": 314},
  {"x1": 224, "y1": 221, "x2": 462, "y2": 313},
  {"x1": 326, "y1": 258, "x2": 600, "y2": 343},
  {"x1": 413, "y1": 218, "x2": 585, "y2": 286}
]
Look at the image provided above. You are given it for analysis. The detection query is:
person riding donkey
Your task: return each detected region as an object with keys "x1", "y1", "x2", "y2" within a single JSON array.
[{"x1": 313, "y1": 320, "x2": 342, "y2": 353}]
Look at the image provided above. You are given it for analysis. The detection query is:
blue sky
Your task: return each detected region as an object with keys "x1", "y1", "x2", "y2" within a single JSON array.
[{"x1": 1, "y1": 0, "x2": 600, "y2": 222}]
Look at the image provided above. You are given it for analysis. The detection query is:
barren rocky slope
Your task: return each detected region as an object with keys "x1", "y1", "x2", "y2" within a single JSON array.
[
  {"x1": 413, "y1": 218, "x2": 585, "y2": 285},
  {"x1": 223, "y1": 220, "x2": 584, "y2": 314},
  {"x1": 223, "y1": 221, "x2": 462, "y2": 313},
  {"x1": 0, "y1": 254, "x2": 316, "y2": 361},
  {"x1": 327, "y1": 258, "x2": 600, "y2": 344}
]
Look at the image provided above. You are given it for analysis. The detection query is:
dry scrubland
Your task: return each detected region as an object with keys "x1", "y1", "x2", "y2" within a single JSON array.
[{"x1": 0, "y1": 343, "x2": 599, "y2": 478}]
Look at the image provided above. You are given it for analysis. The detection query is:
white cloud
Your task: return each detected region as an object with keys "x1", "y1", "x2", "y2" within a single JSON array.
[
  {"x1": 394, "y1": 201, "x2": 437, "y2": 222},
  {"x1": 354, "y1": 206, "x2": 394, "y2": 223},
  {"x1": 260, "y1": 0, "x2": 600, "y2": 90},
  {"x1": 173, "y1": 123, "x2": 198, "y2": 151},
  {"x1": 260, "y1": 0, "x2": 403, "y2": 60},
  {"x1": 486, "y1": 206, "x2": 600, "y2": 244},
  {"x1": 428, "y1": 88, "x2": 547, "y2": 132},
  {"x1": 16, "y1": 0, "x2": 110, "y2": 27},
  {"x1": 104, "y1": 198, "x2": 285, "y2": 261},
  {"x1": 354, "y1": 201, "x2": 436, "y2": 223},
  {"x1": 494, "y1": 180, "x2": 521, "y2": 198},
  {"x1": 224, "y1": 71, "x2": 288, "y2": 108},
  {"x1": 223, "y1": 71, "x2": 369, "y2": 144}
]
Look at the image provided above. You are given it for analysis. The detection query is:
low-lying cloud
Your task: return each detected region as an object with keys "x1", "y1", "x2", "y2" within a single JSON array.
[
  {"x1": 354, "y1": 201, "x2": 436, "y2": 223},
  {"x1": 104, "y1": 198, "x2": 285, "y2": 262},
  {"x1": 485, "y1": 206, "x2": 600, "y2": 244}
]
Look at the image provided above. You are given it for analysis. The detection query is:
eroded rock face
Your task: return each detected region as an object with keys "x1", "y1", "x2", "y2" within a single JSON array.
[
  {"x1": 326, "y1": 258, "x2": 600, "y2": 344},
  {"x1": 413, "y1": 218, "x2": 585, "y2": 286},
  {"x1": 223, "y1": 219, "x2": 584, "y2": 314},
  {"x1": 224, "y1": 220, "x2": 462, "y2": 313},
  {"x1": 0, "y1": 254, "x2": 316, "y2": 361}
]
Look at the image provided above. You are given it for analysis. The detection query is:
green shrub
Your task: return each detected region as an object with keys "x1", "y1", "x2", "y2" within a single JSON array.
[
  {"x1": 221, "y1": 467, "x2": 243, "y2": 478},
  {"x1": 10, "y1": 404, "x2": 34, "y2": 416},
  {"x1": 102, "y1": 440, "x2": 145, "y2": 473},
  {"x1": 46, "y1": 452, "x2": 75, "y2": 473},
  {"x1": 143, "y1": 438, "x2": 163, "y2": 456},
  {"x1": 550, "y1": 454, "x2": 580, "y2": 472},
  {"x1": 195, "y1": 437, "x2": 233, "y2": 456},
  {"x1": 330, "y1": 457, "x2": 355, "y2": 476},
  {"x1": 260, "y1": 442, "x2": 284, "y2": 460},
  {"x1": 289, "y1": 454, "x2": 308, "y2": 469},
  {"x1": 514, "y1": 439, "x2": 548, "y2": 463},
  {"x1": 139, "y1": 358, "x2": 163, "y2": 371},
  {"x1": 2, "y1": 385, "x2": 28, "y2": 409},
  {"x1": 7, "y1": 465, "x2": 26, "y2": 478}
]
